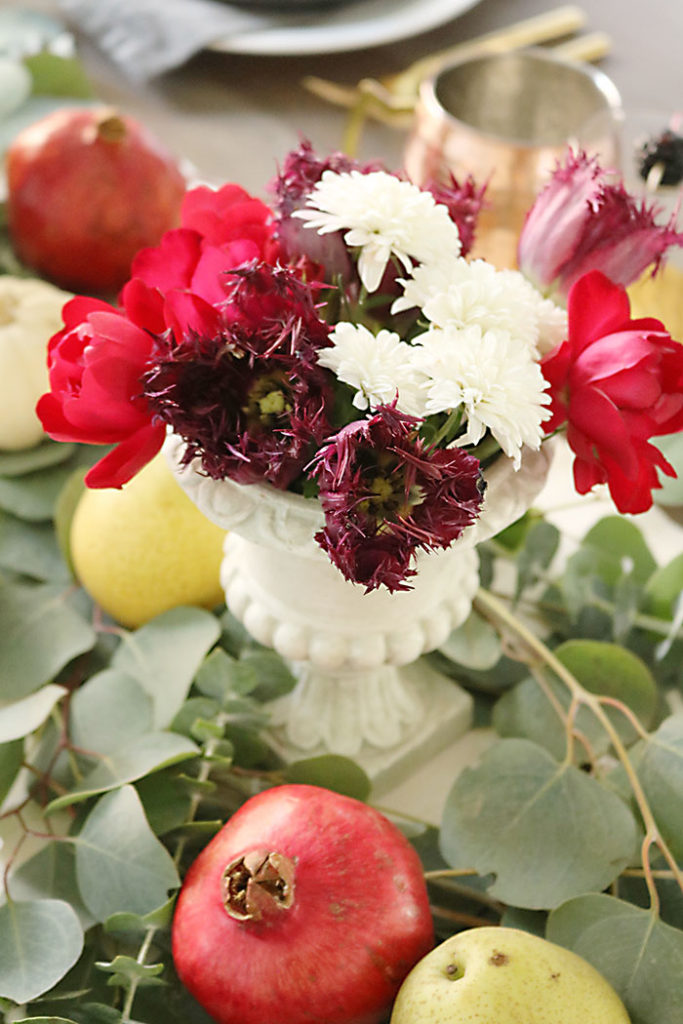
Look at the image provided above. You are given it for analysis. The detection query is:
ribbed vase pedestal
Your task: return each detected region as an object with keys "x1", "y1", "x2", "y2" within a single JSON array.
[{"x1": 165, "y1": 435, "x2": 552, "y2": 792}]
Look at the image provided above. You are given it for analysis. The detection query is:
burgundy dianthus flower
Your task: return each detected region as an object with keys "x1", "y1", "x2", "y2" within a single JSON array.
[
  {"x1": 142, "y1": 262, "x2": 334, "y2": 489},
  {"x1": 423, "y1": 174, "x2": 487, "y2": 256},
  {"x1": 269, "y1": 139, "x2": 384, "y2": 285},
  {"x1": 310, "y1": 405, "x2": 485, "y2": 592}
]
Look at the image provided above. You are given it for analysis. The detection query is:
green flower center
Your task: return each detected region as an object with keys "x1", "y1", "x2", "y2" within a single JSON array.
[
  {"x1": 244, "y1": 373, "x2": 292, "y2": 426},
  {"x1": 359, "y1": 451, "x2": 424, "y2": 526}
]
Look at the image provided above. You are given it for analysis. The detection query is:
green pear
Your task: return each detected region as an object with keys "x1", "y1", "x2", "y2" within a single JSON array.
[{"x1": 390, "y1": 926, "x2": 630, "y2": 1023}]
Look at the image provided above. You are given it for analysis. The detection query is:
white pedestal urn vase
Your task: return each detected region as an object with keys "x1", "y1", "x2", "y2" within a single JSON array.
[{"x1": 165, "y1": 434, "x2": 553, "y2": 792}]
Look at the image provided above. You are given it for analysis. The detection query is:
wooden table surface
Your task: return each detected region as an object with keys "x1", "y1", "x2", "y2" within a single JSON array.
[{"x1": 7, "y1": 0, "x2": 683, "y2": 189}]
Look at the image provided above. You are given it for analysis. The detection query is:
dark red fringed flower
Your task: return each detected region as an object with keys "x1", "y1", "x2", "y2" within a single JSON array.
[
  {"x1": 424, "y1": 174, "x2": 487, "y2": 256},
  {"x1": 142, "y1": 262, "x2": 334, "y2": 488},
  {"x1": 309, "y1": 405, "x2": 485, "y2": 592}
]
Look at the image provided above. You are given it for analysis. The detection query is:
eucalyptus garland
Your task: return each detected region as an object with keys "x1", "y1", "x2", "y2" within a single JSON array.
[{"x1": 0, "y1": 435, "x2": 681, "y2": 1024}]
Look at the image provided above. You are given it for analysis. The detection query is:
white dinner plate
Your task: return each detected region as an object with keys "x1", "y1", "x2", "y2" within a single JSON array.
[{"x1": 208, "y1": 0, "x2": 482, "y2": 56}]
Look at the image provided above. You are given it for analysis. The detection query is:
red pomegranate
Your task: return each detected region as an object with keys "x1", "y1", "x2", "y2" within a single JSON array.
[
  {"x1": 5, "y1": 106, "x2": 186, "y2": 294},
  {"x1": 171, "y1": 784, "x2": 434, "y2": 1024}
]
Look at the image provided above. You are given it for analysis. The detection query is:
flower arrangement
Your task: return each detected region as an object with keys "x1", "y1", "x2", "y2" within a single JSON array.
[{"x1": 37, "y1": 142, "x2": 683, "y2": 592}]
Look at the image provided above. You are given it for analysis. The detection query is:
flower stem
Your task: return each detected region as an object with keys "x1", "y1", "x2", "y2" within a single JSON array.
[{"x1": 430, "y1": 408, "x2": 463, "y2": 448}]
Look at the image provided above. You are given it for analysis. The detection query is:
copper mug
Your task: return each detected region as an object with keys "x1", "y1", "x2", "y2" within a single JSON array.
[{"x1": 404, "y1": 48, "x2": 623, "y2": 267}]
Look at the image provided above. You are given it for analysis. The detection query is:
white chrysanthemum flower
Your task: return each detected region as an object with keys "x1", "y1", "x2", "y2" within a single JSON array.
[
  {"x1": 293, "y1": 170, "x2": 461, "y2": 293},
  {"x1": 318, "y1": 322, "x2": 427, "y2": 416},
  {"x1": 394, "y1": 257, "x2": 565, "y2": 355},
  {"x1": 412, "y1": 324, "x2": 552, "y2": 469},
  {"x1": 533, "y1": 294, "x2": 568, "y2": 356}
]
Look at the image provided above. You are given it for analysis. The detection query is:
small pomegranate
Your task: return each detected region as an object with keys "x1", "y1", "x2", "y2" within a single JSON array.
[
  {"x1": 171, "y1": 784, "x2": 434, "y2": 1024},
  {"x1": 5, "y1": 106, "x2": 186, "y2": 294}
]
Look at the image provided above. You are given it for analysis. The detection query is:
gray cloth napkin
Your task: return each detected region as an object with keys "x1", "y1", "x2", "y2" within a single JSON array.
[{"x1": 58, "y1": 0, "x2": 276, "y2": 80}]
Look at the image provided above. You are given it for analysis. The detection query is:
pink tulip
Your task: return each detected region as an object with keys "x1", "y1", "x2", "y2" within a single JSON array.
[{"x1": 518, "y1": 150, "x2": 683, "y2": 301}]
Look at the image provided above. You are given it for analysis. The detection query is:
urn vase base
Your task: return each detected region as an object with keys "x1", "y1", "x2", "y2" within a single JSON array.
[
  {"x1": 165, "y1": 434, "x2": 553, "y2": 793},
  {"x1": 265, "y1": 658, "x2": 473, "y2": 796}
]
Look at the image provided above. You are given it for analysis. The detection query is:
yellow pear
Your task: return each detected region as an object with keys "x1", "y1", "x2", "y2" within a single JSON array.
[
  {"x1": 70, "y1": 453, "x2": 227, "y2": 628},
  {"x1": 390, "y1": 927, "x2": 630, "y2": 1024}
]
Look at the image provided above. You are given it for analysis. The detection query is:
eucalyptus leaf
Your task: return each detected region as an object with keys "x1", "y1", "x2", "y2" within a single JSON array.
[
  {"x1": 239, "y1": 649, "x2": 297, "y2": 701},
  {"x1": 224, "y1": 723, "x2": 271, "y2": 768},
  {"x1": 578, "y1": 517, "x2": 658, "y2": 585},
  {"x1": 104, "y1": 896, "x2": 175, "y2": 935},
  {"x1": 69, "y1": 1004, "x2": 122, "y2": 1024},
  {"x1": 514, "y1": 519, "x2": 560, "y2": 599},
  {"x1": 499, "y1": 906, "x2": 547, "y2": 936},
  {"x1": 629, "y1": 714, "x2": 683, "y2": 861},
  {"x1": 193, "y1": 648, "x2": 239, "y2": 700},
  {"x1": 284, "y1": 754, "x2": 371, "y2": 801},
  {"x1": 190, "y1": 718, "x2": 225, "y2": 742},
  {"x1": 438, "y1": 608, "x2": 503, "y2": 670},
  {"x1": 218, "y1": 609, "x2": 250, "y2": 656},
  {"x1": 9, "y1": 843, "x2": 94, "y2": 930},
  {"x1": 170, "y1": 696, "x2": 220, "y2": 739},
  {"x1": 643, "y1": 552, "x2": 683, "y2": 619},
  {"x1": 69, "y1": 670, "x2": 153, "y2": 756},
  {"x1": 492, "y1": 674, "x2": 608, "y2": 761},
  {"x1": 547, "y1": 893, "x2": 683, "y2": 1024},
  {"x1": 652, "y1": 432, "x2": 683, "y2": 505},
  {"x1": 46, "y1": 732, "x2": 198, "y2": 813},
  {"x1": 95, "y1": 955, "x2": 165, "y2": 987},
  {"x1": 0, "y1": 738, "x2": 23, "y2": 805},
  {"x1": 53, "y1": 469, "x2": 87, "y2": 577},
  {"x1": 0, "y1": 580, "x2": 96, "y2": 699},
  {"x1": 0, "y1": 513, "x2": 70, "y2": 582},
  {"x1": 112, "y1": 607, "x2": 220, "y2": 728},
  {"x1": 74, "y1": 786, "x2": 180, "y2": 922},
  {"x1": 0, "y1": 899, "x2": 83, "y2": 1003},
  {"x1": 0, "y1": 442, "x2": 75, "y2": 477},
  {"x1": 491, "y1": 509, "x2": 540, "y2": 552},
  {"x1": 0, "y1": 684, "x2": 67, "y2": 743},
  {"x1": 554, "y1": 639, "x2": 659, "y2": 737},
  {"x1": 440, "y1": 738, "x2": 638, "y2": 908},
  {"x1": 135, "y1": 771, "x2": 193, "y2": 835},
  {"x1": 0, "y1": 463, "x2": 79, "y2": 522}
]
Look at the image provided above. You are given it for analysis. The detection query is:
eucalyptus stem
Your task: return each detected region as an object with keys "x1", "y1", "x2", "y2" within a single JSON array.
[
  {"x1": 474, "y1": 587, "x2": 683, "y2": 906},
  {"x1": 527, "y1": 664, "x2": 598, "y2": 769},
  {"x1": 423, "y1": 867, "x2": 479, "y2": 880},
  {"x1": 121, "y1": 924, "x2": 156, "y2": 1024},
  {"x1": 122, "y1": 717, "x2": 230, "y2": 1023},
  {"x1": 596, "y1": 696, "x2": 652, "y2": 742}
]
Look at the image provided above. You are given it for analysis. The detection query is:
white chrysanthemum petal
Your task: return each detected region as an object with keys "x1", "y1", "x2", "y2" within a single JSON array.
[
  {"x1": 293, "y1": 170, "x2": 461, "y2": 293},
  {"x1": 394, "y1": 257, "x2": 568, "y2": 359},
  {"x1": 318, "y1": 322, "x2": 427, "y2": 416},
  {"x1": 412, "y1": 324, "x2": 552, "y2": 469},
  {"x1": 534, "y1": 295, "x2": 568, "y2": 355}
]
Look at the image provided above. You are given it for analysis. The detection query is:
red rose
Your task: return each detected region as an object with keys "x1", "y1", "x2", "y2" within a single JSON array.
[
  {"x1": 181, "y1": 182, "x2": 278, "y2": 257},
  {"x1": 541, "y1": 270, "x2": 683, "y2": 513},
  {"x1": 36, "y1": 296, "x2": 166, "y2": 488}
]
